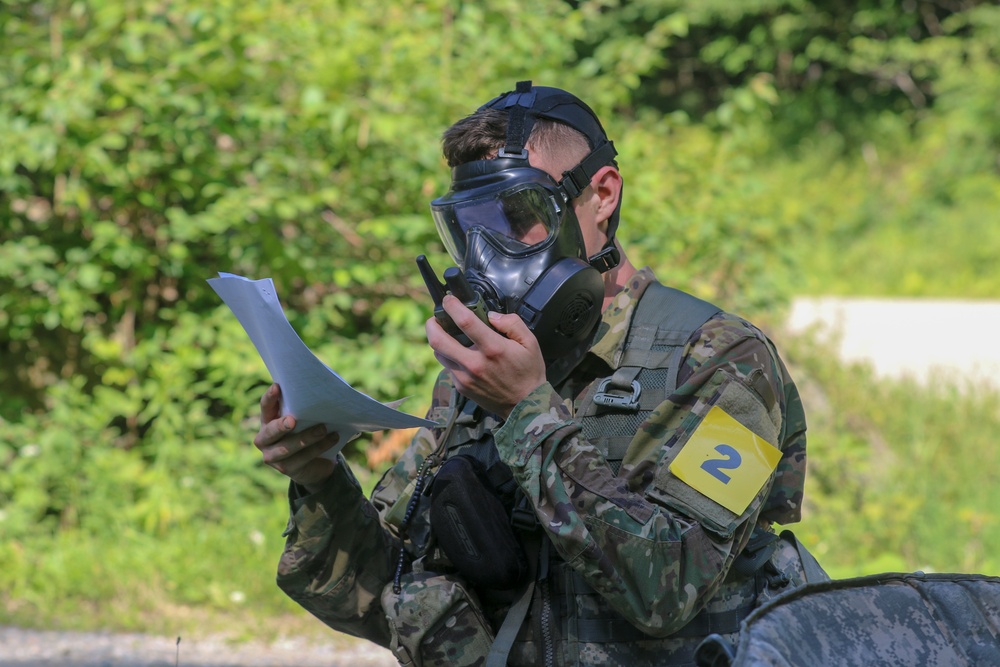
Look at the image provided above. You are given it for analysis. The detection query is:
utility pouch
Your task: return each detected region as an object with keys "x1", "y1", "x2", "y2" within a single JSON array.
[
  {"x1": 429, "y1": 455, "x2": 528, "y2": 590},
  {"x1": 381, "y1": 571, "x2": 495, "y2": 667}
]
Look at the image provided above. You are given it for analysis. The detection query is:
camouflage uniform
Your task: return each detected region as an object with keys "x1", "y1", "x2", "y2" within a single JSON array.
[{"x1": 276, "y1": 267, "x2": 814, "y2": 666}]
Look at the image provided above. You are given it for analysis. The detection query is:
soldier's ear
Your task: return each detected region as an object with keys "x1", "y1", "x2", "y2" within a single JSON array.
[{"x1": 591, "y1": 166, "x2": 621, "y2": 229}]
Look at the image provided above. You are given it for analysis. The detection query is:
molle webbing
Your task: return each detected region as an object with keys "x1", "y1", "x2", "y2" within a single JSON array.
[
  {"x1": 576, "y1": 283, "x2": 721, "y2": 471},
  {"x1": 557, "y1": 568, "x2": 755, "y2": 642}
]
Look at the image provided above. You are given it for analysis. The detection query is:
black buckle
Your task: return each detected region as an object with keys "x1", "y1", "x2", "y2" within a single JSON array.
[
  {"x1": 558, "y1": 167, "x2": 589, "y2": 199},
  {"x1": 593, "y1": 378, "x2": 641, "y2": 411},
  {"x1": 588, "y1": 245, "x2": 620, "y2": 273}
]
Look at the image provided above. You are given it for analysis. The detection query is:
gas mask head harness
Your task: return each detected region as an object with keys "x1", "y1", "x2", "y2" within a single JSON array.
[{"x1": 430, "y1": 81, "x2": 621, "y2": 366}]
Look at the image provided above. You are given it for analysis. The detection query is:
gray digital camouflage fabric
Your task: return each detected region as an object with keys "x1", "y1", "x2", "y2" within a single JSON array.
[
  {"x1": 715, "y1": 572, "x2": 1000, "y2": 666},
  {"x1": 275, "y1": 267, "x2": 812, "y2": 666}
]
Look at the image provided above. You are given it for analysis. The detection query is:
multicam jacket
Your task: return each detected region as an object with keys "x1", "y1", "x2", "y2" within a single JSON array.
[{"x1": 276, "y1": 267, "x2": 810, "y2": 667}]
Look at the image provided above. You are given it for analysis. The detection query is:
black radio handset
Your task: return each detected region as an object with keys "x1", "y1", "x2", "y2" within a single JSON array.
[{"x1": 416, "y1": 255, "x2": 491, "y2": 347}]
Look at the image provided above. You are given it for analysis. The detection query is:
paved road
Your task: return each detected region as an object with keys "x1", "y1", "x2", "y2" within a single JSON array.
[
  {"x1": 786, "y1": 296, "x2": 1000, "y2": 389},
  {"x1": 0, "y1": 625, "x2": 396, "y2": 667}
]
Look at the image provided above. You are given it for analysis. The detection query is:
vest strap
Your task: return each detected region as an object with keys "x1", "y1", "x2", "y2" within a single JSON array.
[
  {"x1": 486, "y1": 533, "x2": 542, "y2": 667},
  {"x1": 579, "y1": 283, "x2": 721, "y2": 416},
  {"x1": 779, "y1": 529, "x2": 829, "y2": 585},
  {"x1": 569, "y1": 603, "x2": 756, "y2": 644},
  {"x1": 576, "y1": 282, "x2": 722, "y2": 455}
]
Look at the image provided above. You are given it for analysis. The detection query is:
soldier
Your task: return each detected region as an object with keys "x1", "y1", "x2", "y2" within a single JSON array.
[{"x1": 253, "y1": 81, "x2": 825, "y2": 667}]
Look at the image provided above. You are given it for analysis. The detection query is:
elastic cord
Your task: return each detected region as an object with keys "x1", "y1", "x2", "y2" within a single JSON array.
[{"x1": 390, "y1": 393, "x2": 467, "y2": 594}]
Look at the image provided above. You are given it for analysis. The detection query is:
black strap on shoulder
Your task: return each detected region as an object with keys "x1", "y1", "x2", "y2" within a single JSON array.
[
  {"x1": 581, "y1": 282, "x2": 721, "y2": 418},
  {"x1": 621, "y1": 282, "x2": 721, "y2": 370},
  {"x1": 732, "y1": 527, "x2": 782, "y2": 579}
]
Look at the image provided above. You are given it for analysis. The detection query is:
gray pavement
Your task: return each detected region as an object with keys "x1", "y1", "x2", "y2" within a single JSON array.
[
  {"x1": 0, "y1": 625, "x2": 396, "y2": 667},
  {"x1": 786, "y1": 296, "x2": 1000, "y2": 389}
]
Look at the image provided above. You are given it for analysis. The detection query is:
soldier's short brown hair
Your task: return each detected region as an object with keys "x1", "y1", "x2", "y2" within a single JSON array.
[{"x1": 441, "y1": 107, "x2": 591, "y2": 169}]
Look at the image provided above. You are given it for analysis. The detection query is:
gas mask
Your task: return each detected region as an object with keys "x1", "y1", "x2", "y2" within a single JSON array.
[{"x1": 429, "y1": 81, "x2": 622, "y2": 367}]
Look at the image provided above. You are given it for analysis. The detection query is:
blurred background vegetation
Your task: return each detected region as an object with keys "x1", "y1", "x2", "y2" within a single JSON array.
[{"x1": 1, "y1": 0, "x2": 998, "y2": 641}]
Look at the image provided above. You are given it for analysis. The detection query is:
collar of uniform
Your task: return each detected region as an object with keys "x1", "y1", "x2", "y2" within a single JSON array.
[{"x1": 586, "y1": 266, "x2": 657, "y2": 369}]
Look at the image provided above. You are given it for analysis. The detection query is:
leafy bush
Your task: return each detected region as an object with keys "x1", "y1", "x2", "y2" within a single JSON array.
[
  {"x1": 782, "y1": 334, "x2": 1000, "y2": 579},
  {"x1": 1, "y1": 0, "x2": 998, "y2": 635}
]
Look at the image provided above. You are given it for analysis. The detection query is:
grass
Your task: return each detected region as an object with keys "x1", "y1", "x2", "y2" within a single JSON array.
[
  {"x1": 777, "y1": 331, "x2": 1000, "y2": 580},
  {"x1": 0, "y1": 475, "x2": 383, "y2": 645},
  {"x1": 2, "y1": 332, "x2": 998, "y2": 638}
]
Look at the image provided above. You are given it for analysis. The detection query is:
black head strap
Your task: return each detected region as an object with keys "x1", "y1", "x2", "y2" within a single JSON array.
[
  {"x1": 481, "y1": 80, "x2": 623, "y2": 273},
  {"x1": 498, "y1": 81, "x2": 535, "y2": 160},
  {"x1": 558, "y1": 141, "x2": 618, "y2": 199}
]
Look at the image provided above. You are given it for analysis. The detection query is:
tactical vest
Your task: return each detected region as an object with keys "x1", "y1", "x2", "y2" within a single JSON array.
[
  {"x1": 574, "y1": 282, "x2": 722, "y2": 473},
  {"x1": 422, "y1": 281, "x2": 811, "y2": 667}
]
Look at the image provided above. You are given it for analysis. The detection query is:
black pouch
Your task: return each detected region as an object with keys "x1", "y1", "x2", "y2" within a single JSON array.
[{"x1": 429, "y1": 455, "x2": 528, "y2": 590}]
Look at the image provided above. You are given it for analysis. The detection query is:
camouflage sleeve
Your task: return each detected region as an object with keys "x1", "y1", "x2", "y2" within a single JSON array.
[
  {"x1": 274, "y1": 371, "x2": 457, "y2": 646},
  {"x1": 759, "y1": 351, "x2": 807, "y2": 525},
  {"x1": 676, "y1": 315, "x2": 807, "y2": 526},
  {"x1": 275, "y1": 456, "x2": 396, "y2": 646},
  {"x1": 492, "y1": 314, "x2": 798, "y2": 638}
]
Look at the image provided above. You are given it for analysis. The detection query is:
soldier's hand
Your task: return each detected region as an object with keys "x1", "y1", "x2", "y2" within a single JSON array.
[
  {"x1": 427, "y1": 294, "x2": 546, "y2": 418},
  {"x1": 253, "y1": 383, "x2": 339, "y2": 493}
]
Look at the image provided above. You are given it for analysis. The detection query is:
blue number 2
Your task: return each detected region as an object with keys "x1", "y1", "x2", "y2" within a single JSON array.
[{"x1": 700, "y1": 444, "x2": 742, "y2": 484}]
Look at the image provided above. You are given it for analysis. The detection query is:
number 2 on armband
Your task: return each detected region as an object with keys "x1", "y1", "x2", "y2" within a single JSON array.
[
  {"x1": 700, "y1": 444, "x2": 742, "y2": 484},
  {"x1": 669, "y1": 406, "x2": 782, "y2": 514}
]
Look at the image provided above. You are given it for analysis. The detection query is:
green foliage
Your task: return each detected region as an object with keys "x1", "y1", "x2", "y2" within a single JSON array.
[
  {"x1": 1, "y1": 0, "x2": 998, "y2": 637},
  {"x1": 0, "y1": 0, "x2": 589, "y2": 631},
  {"x1": 776, "y1": 3, "x2": 1000, "y2": 297},
  {"x1": 574, "y1": 0, "x2": 996, "y2": 138},
  {"x1": 782, "y1": 335, "x2": 1000, "y2": 579},
  {"x1": 576, "y1": 0, "x2": 1000, "y2": 301},
  {"x1": 619, "y1": 116, "x2": 800, "y2": 314}
]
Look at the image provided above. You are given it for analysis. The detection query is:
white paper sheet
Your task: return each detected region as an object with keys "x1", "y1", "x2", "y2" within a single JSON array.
[{"x1": 208, "y1": 273, "x2": 436, "y2": 458}]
